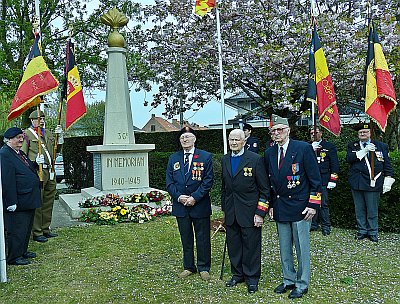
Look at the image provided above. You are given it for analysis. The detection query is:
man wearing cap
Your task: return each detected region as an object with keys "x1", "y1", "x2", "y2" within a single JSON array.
[
  {"x1": 21, "y1": 110, "x2": 64, "y2": 243},
  {"x1": 1, "y1": 127, "x2": 41, "y2": 265},
  {"x1": 346, "y1": 123, "x2": 394, "y2": 242},
  {"x1": 243, "y1": 123, "x2": 260, "y2": 154},
  {"x1": 264, "y1": 116, "x2": 322, "y2": 299},
  {"x1": 221, "y1": 129, "x2": 270, "y2": 294},
  {"x1": 166, "y1": 126, "x2": 214, "y2": 281},
  {"x1": 309, "y1": 126, "x2": 339, "y2": 236}
]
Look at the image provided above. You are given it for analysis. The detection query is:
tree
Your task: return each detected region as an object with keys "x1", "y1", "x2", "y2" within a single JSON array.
[
  {"x1": 137, "y1": 0, "x2": 399, "y2": 127},
  {"x1": 0, "y1": 0, "x2": 149, "y2": 132}
]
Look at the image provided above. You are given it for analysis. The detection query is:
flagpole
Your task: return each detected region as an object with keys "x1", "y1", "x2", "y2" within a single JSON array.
[
  {"x1": 215, "y1": 1, "x2": 228, "y2": 154},
  {"x1": 0, "y1": 157, "x2": 7, "y2": 283},
  {"x1": 310, "y1": 0, "x2": 317, "y2": 140}
]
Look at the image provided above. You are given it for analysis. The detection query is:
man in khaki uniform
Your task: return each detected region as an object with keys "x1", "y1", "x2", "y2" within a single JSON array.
[{"x1": 21, "y1": 110, "x2": 63, "y2": 242}]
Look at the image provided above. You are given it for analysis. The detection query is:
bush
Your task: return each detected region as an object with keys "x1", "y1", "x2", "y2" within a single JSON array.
[{"x1": 62, "y1": 127, "x2": 400, "y2": 232}]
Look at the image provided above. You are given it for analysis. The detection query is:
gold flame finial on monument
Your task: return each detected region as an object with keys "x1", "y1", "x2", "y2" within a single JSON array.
[{"x1": 100, "y1": 8, "x2": 128, "y2": 47}]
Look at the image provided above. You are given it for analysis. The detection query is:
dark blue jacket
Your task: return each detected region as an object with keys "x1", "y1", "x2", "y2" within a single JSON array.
[
  {"x1": 264, "y1": 139, "x2": 322, "y2": 222},
  {"x1": 221, "y1": 150, "x2": 270, "y2": 227},
  {"x1": 1, "y1": 145, "x2": 41, "y2": 211},
  {"x1": 166, "y1": 148, "x2": 213, "y2": 218},
  {"x1": 346, "y1": 140, "x2": 393, "y2": 192},
  {"x1": 314, "y1": 140, "x2": 339, "y2": 186},
  {"x1": 245, "y1": 136, "x2": 260, "y2": 154}
]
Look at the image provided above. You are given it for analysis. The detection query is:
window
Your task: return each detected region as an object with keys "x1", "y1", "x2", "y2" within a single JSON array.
[{"x1": 151, "y1": 125, "x2": 156, "y2": 132}]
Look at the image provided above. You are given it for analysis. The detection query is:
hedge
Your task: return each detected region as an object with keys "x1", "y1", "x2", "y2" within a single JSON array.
[{"x1": 62, "y1": 128, "x2": 399, "y2": 233}]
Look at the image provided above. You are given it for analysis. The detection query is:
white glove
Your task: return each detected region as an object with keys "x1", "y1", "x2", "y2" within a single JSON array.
[
  {"x1": 311, "y1": 142, "x2": 320, "y2": 151},
  {"x1": 365, "y1": 143, "x2": 376, "y2": 152},
  {"x1": 55, "y1": 125, "x2": 63, "y2": 134},
  {"x1": 327, "y1": 182, "x2": 336, "y2": 189},
  {"x1": 383, "y1": 176, "x2": 395, "y2": 194},
  {"x1": 36, "y1": 154, "x2": 45, "y2": 164},
  {"x1": 7, "y1": 204, "x2": 17, "y2": 212}
]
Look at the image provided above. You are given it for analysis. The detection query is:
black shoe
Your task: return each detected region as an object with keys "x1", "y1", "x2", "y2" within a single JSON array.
[
  {"x1": 33, "y1": 235, "x2": 48, "y2": 243},
  {"x1": 369, "y1": 235, "x2": 378, "y2": 242},
  {"x1": 310, "y1": 227, "x2": 318, "y2": 232},
  {"x1": 23, "y1": 251, "x2": 37, "y2": 259},
  {"x1": 225, "y1": 277, "x2": 244, "y2": 287},
  {"x1": 44, "y1": 232, "x2": 58, "y2": 238},
  {"x1": 288, "y1": 288, "x2": 308, "y2": 299},
  {"x1": 247, "y1": 284, "x2": 258, "y2": 294},
  {"x1": 274, "y1": 283, "x2": 296, "y2": 294},
  {"x1": 355, "y1": 233, "x2": 368, "y2": 240},
  {"x1": 322, "y1": 229, "x2": 330, "y2": 236},
  {"x1": 8, "y1": 257, "x2": 31, "y2": 265}
]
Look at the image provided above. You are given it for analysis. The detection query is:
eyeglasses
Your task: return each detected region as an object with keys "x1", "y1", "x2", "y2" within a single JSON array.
[
  {"x1": 228, "y1": 138, "x2": 243, "y2": 142},
  {"x1": 180, "y1": 135, "x2": 194, "y2": 140},
  {"x1": 270, "y1": 127, "x2": 288, "y2": 134}
]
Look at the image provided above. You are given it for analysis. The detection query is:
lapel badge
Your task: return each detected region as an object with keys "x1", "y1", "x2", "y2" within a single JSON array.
[
  {"x1": 173, "y1": 162, "x2": 180, "y2": 171},
  {"x1": 244, "y1": 167, "x2": 248, "y2": 176},
  {"x1": 292, "y1": 163, "x2": 299, "y2": 175}
]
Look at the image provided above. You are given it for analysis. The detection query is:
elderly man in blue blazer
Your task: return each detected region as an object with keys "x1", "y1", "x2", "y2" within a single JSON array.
[
  {"x1": 1, "y1": 127, "x2": 41, "y2": 265},
  {"x1": 166, "y1": 126, "x2": 214, "y2": 281},
  {"x1": 264, "y1": 116, "x2": 322, "y2": 299}
]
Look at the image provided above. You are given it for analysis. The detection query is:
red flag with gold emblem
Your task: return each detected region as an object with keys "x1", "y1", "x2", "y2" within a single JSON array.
[
  {"x1": 8, "y1": 33, "x2": 59, "y2": 121},
  {"x1": 65, "y1": 41, "x2": 86, "y2": 130},
  {"x1": 364, "y1": 20, "x2": 397, "y2": 132},
  {"x1": 195, "y1": 0, "x2": 216, "y2": 17}
]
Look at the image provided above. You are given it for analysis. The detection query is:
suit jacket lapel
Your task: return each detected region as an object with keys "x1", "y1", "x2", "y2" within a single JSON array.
[
  {"x1": 224, "y1": 155, "x2": 232, "y2": 177},
  {"x1": 233, "y1": 151, "x2": 248, "y2": 178}
]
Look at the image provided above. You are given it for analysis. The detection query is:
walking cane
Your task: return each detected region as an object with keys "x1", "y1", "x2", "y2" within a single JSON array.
[{"x1": 219, "y1": 235, "x2": 227, "y2": 280}]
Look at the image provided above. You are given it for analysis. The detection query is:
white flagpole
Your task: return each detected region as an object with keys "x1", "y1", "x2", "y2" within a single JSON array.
[
  {"x1": 0, "y1": 156, "x2": 7, "y2": 283},
  {"x1": 311, "y1": 0, "x2": 316, "y2": 129},
  {"x1": 215, "y1": 2, "x2": 228, "y2": 154}
]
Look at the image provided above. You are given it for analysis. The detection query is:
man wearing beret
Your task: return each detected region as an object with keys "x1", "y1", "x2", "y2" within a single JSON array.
[
  {"x1": 166, "y1": 126, "x2": 214, "y2": 281},
  {"x1": 21, "y1": 110, "x2": 63, "y2": 243},
  {"x1": 264, "y1": 116, "x2": 322, "y2": 299},
  {"x1": 1, "y1": 127, "x2": 41, "y2": 265},
  {"x1": 221, "y1": 129, "x2": 270, "y2": 294},
  {"x1": 309, "y1": 126, "x2": 339, "y2": 236},
  {"x1": 346, "y1": 123, "x2": 394, "y2": 242},
  {"x1": 243, "y1": 123, "x2": 260, "y2": 154}
]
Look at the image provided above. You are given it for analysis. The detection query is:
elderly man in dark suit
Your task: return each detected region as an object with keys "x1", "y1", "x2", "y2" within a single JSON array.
[
  {"x1": 1, "y1": 127, "x2": 41, "y2": 265},
  {"x1": 221, "y1": 128, "x2": 270, "y2": 294},
  {"x1": 309, "y1": 126, "x2": 340, "y2": 236},
  {"x1": 166, "y1": 126, "x2": 214, "y2": 281},
  {"x1": 264, "y1": 116, "x2": 322, "y2": 299},
  {"x1": 346, "y1": 123, "x2": 394, "y2": 242}
]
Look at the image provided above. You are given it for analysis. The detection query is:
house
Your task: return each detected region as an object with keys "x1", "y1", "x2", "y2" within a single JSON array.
[
  {"x1": 142, "y1": 114, "x2": 208, "y2": 133},
  {"x1": 142, "y1": 114, "x2": 179, "y2": 132}
]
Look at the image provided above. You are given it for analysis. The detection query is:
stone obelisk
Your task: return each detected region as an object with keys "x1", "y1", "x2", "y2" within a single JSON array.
[
  {"x1": 85, "y1": 7, "x2": 155, "y2": 193},
  {"x1": 60, "y1": 8, "x2": 156, "y2": 217}
]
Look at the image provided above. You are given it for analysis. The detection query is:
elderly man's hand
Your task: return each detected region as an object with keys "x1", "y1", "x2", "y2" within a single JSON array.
[
  {"x1": 7, "y1": 204, "x2": 17, "y2": 212},
  {"x1": 302, "y1": 207, "x2": 316, "y2": 221},
  {"x1": 254, "y1": 214, "x2": 264, "y2": 227},
  {"x1": 185, "y1": 196, "x2": 196, "y2": 207},
  {"x1": 178, "y1": 195, "x2": 189, "y2": 205}
]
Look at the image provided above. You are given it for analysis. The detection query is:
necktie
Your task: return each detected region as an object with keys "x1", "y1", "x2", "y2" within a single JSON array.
[
  {"x1": 278, "y1": 147, "x2": 284, "y2": 170},
  {"x1": 18, "y1": 151, "x2": 30, "y2": 167},
  {"x1": 184, "y1": 153, "x2": 190, "y2": 175}
]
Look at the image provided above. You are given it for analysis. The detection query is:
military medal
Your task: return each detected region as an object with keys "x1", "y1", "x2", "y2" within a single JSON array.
[
  {"x1": 287, "y1": 176, "x2": 292, "y2": 188},
  {"x1": 244, "y1": 168, "x2": 248, "y2": 176}
]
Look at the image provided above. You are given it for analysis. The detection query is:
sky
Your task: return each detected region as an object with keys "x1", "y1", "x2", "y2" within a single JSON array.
[{"x1": 83, "y1": 0, "x2": 238, "y2": 129}]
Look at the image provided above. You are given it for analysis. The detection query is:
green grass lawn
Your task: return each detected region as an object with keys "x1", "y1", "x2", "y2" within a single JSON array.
[{"x1": 1, "y1": 211, "x2": 399, "y2": 303}]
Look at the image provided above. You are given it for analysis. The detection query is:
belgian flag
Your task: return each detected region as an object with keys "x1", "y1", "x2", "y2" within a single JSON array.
[
  {"x1": 8, "y1": 33, "x2": 59, "y2": 121},
  {"x1": 195, "y1": 0, "x2": 216, "y2": 17},
  {"x1": 306, "y1": 25, "x2": 341, "y2": 136},
  {"x1": 364, "y1": 20, "x2": 397, "y2": 132},
  {"x1": 64, "y1": 41, "x2": 86, "y2": 130}
]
